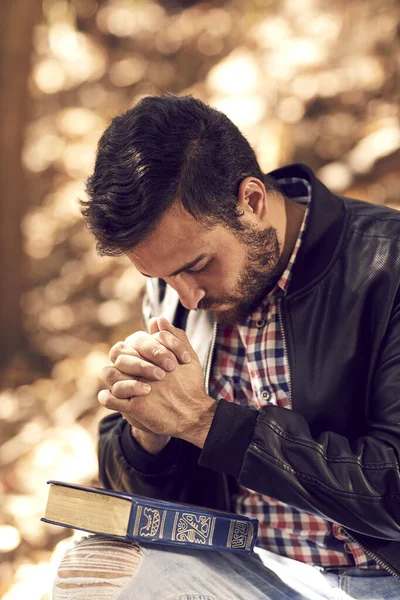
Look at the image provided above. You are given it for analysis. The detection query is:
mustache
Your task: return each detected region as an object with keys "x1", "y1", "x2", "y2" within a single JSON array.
[{"x1": 197, "y1": 295, "x2": 239, "y2": 310}]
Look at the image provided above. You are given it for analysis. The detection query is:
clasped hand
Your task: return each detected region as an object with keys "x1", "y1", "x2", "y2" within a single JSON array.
[{"x1": 98, "y1": 317, "x2": 216, "y2": 448}]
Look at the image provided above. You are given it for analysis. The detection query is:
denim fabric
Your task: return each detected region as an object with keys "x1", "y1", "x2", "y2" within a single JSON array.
[{"x1": 117, "y1": 545, "x2": 400, "y2": 600}]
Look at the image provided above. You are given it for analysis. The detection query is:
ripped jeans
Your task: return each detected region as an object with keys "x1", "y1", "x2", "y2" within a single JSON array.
[{"x1": 53, "y1": 535, "x2": 400, "y2": 600}]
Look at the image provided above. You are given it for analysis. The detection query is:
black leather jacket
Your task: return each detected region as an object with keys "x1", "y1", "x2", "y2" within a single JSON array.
[{"x1": 98, "y1": 164, "x2": 400, "y2": 578}]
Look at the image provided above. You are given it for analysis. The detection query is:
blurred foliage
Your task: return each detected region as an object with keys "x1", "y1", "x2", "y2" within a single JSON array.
[{"x1": 0, "y1": 0, "x2": 399, "y2": 597}]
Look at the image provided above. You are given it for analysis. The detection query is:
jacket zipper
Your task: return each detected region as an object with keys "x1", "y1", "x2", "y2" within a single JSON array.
[
  {"x1": 203, "y1": 322, "x2": 231, "y2": 510},
  {"x1": 342, "y1": 528, "x2": 400, "y2": 580},
  {"x1": 204, "y1": 321, "x2": 217, "y2": 394},
  {"x1": 278, "y1": 297, "x2": 292, "y2": 408}
]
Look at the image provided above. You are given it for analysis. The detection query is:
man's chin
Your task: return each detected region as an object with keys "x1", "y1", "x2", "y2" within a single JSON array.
[
  {"x1": 202, "y1": 290, "x2": 269, "y2": 326},
  {"x1": 210, "y1": 305, "x2": 243, "y2": 326},
  {"x1": 209, "y1": 296, "x2": 264, "y2": 326}
]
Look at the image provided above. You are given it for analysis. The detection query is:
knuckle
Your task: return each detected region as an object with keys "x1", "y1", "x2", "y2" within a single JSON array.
[
  {"x1": 124, "y1": 331, "x2": 140, "y2": 343},
  {"x1": 111, "y1": 380, "x2": 121, "y2": 392},
  {"x1": 112, "y1": 381, "x2": 126, "y2": 396},
  {"x1": 123, "y1": 347, "x2": 141, "y2": 358},
  {"x1": 141, "y1": 363, "x2": 156, "y2": 378},
  {"x1": 115, "y1": 354, "x2": 132, "y2": 370},
  {"x1": 124, "y1": 331, "x2": 148, "y2": 348},
  {"x1": 102, "y1": 366, "x2": 117, "y2": 386},
  {"x1": 133, "y1": 378, "x2": 144, "y2": 389},
  {"x1": 115, "y1": 354, "x2": 145, "y2": 376},
  {"x1": 117, "y1": 379, "x2": 138, "y2": 396},
  {"x1": 109, "y1": 341, "x2": 124, "y2": 362},
  {"x1": 151, "y1": 344, "x2": 165, "y2": 357},
  {"x1": 140, "y1": 360, "x2": 150, "y2": 375},
  {"x1": 113, "y1": 368, "x2": 126, "y2": 384},
  {"x1": 155, "y1": 330, "x2": 172, "y2": 345},
  {"x1": 114, "y1": 354, "x2": 124, "y2": 368},
  {"x1": 155, "y1": 330, "x2": 181, "y2": 351}
]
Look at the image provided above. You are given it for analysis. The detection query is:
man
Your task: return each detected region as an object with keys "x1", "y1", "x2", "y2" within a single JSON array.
[{"x1": 58, "y1": 94, "x2": 400, "y2": 599}]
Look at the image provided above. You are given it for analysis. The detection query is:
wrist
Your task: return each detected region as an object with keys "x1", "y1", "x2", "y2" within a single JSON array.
[
  {"x1": 181, "y1": 396, "x2": 217, "y2": 449},
  {"x1": 131, "y1": 426, "x2": 171, "y2": 455}
]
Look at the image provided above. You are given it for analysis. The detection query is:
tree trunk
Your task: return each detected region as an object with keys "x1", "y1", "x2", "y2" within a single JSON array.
[{"x1": 0, "y1": 0, "x2": 42, "y2": 368}]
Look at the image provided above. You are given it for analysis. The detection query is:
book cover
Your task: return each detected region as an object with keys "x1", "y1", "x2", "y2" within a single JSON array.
[{"x1": 42, "y1": 480, "x2": 258, "y2": 553}]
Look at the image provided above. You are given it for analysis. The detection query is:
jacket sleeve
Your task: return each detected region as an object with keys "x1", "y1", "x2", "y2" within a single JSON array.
[
  {"x1": 98, "y1": 411, "x2": 189, "y2": 499},
  {"x1": 98, "y1": 411, "x2": 231, "y2": 508},
  {"x1": 199, "y1": 298, "x2": 400, "y2": 541}
]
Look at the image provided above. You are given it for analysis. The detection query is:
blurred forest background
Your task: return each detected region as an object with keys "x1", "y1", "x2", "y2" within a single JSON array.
[{"x1": 0, "y1": 0, "x2": 399, "y2": 597}]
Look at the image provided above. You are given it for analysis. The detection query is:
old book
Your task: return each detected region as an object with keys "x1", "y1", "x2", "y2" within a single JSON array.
[{"x1": 42, "y1": 480, "x2": 258, "y2": 553}]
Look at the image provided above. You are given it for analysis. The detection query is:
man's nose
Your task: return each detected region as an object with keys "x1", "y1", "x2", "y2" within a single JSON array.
[{"x1": 171, "y1": 275, "x2": 205, "y2": 311}]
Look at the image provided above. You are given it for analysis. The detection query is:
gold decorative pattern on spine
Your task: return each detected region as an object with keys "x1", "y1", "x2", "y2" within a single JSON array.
[
  {"x1": 172, "y1": 511, "x2": 179, "y2": 541},
  {"x1": 160, "y1": 510, "x2": 167, "y2": 539},
  {"x1": 230, "y1": 521, "x2": 249, "y2": 549},
  {"x1": 246, "y1": 523, "x2": 254, "y2": 551},
  {"x1": 209, "y1": 517, "x2": 216, "y2": 546},
  {"x1": 227, "y1": 520, "x2": 235, "y2": 548},
  {"x1": 176, "y1": 513, "x2": 213, "y2": 545},
  {"x1": 139, "y1": 508, "x2": 161, "y2": 537}
]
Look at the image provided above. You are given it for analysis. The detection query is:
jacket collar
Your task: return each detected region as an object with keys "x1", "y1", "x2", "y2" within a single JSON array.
[{"x1": 268, "y1": 163, "x2": 347, "y2": 297}]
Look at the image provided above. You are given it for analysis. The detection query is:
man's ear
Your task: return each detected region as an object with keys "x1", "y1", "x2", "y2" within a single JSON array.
[{"x1": 237, "y1": 177, "x2": 268, "y2": 222}]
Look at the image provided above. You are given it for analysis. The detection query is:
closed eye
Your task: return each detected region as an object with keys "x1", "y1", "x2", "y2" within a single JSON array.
[{"x1": 186, "y1": 259, "x2": 212, "y2": 274}]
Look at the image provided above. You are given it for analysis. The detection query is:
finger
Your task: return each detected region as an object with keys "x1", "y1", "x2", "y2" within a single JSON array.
[
  {"x1": 109, "y1": 341, "x2": 141, "y2": 364},
  {"x1": 157, "y1": 317, "x2": 192, "y2": 363},
  {"x1": 157, "y1": 317, "x2": 186, "y2": 340},
  {"x1": 148, "y1": 317, "x2": 160, "y2": 335},
  {"x1": 152, "y1": 329, "x2": 191, "y2": 364},
  {"x1": 109, "y1": 341, "x2": 125, "y2": 363},
  {"x1": 114, "y1": 354, "x2": 166, "y2": 380},
  {"x1": 123, "y1": 331, "x2": 178, "y2": 371},
  {"x1": 112, "y1": 379, "x2": 153, "y2": 399},
  {"x1": 100, "y1": 377, "x2": 151, "y2": 396},
  {"x1": 98, "y1": 389, "x2": 123, "y2": 412},
  {"x1": 101, "y1": 365, "x2": 133, "y2": 388},
  {"x1": 98, "y1": 386, "x2": 150, "y2": 411}
]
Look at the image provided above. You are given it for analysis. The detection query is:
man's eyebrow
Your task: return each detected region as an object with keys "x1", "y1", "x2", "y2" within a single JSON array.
[{"x1": 140, "y1": 254, "x2": 208, "y2": 279}]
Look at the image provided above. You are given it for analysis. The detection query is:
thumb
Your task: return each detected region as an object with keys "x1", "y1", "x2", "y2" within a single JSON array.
[
  {"x1": 148, "y1": 316, "x2": 160, "y2": 335},
  {"x1": 157, "y1": 317, "x2": 195, "y2": 360},
  {"x1": 157, "y1": 316, "x2": 186, "y2": 340}
]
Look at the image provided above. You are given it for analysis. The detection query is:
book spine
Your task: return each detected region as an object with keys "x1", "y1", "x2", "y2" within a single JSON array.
[{"x1": 127, "y1": 502, "x2": 257, "y2": 552}]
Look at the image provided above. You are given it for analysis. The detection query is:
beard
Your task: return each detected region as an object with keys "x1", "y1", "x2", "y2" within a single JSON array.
[{"x1": 198, "y1": 223, "x2": 282, "y2": 326}]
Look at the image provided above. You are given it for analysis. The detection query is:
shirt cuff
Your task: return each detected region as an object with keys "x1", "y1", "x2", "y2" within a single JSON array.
[
  {"x1": 198, "y1": 399, "x2": 258, "y2": 477},
  {"x1": 120, "y1": 419, "x2": 182, "y2": 475}
]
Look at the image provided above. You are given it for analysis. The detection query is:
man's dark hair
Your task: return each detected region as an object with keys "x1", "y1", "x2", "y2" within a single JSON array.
[{"x1": 81, "y1": 94, "x2": 280, "y2": 256}]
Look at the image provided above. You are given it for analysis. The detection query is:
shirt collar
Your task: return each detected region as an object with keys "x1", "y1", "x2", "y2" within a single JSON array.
[{"x1": 261, "y1": 177, "x2": 312, "y2": 306}]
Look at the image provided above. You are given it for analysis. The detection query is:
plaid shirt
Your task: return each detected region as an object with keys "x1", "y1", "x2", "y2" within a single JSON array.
[{"x1": 209, "y1": 177, "x2": 379, "y2": 569}]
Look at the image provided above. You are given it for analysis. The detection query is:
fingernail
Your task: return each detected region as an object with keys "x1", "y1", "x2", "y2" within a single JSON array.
[
  {"x1": 182, "y1": 351, "x2": 191, "y2": 363},
  {"x1": 164, "y1": 359, "x2": 175, "y2": 371},
  {"x1": 154, "y1": 367, "x2": 165, "y2": 379},
  {"x1": 142, "y1": 383, "x2": 151, "y2": 392}
]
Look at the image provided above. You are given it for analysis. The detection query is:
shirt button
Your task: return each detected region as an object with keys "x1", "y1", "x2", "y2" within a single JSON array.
[
  {"x1": 261, "y1": 390, "x2": 270, "y2": 400},
  {"x1": 255, "y1": 319, "x2": 266, "y2": 329}
]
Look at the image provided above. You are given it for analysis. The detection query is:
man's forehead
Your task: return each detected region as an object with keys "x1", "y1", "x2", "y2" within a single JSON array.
[
  {"x1": 138, "y1": 206, "x2": 209, "y2": 248},
  {"x1": 145, "y1": 202, "x2": 210, "y2": 241},
  {"x1": 127, "y1": 208, "x2": 213, "y2": 277}
]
